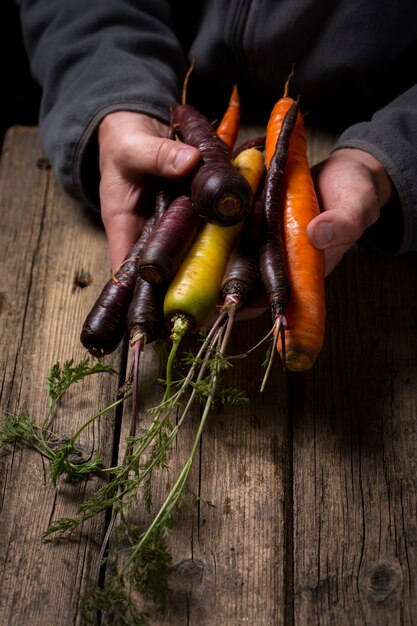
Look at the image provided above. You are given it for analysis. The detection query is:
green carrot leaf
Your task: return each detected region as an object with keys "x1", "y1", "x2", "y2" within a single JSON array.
[
  {"x1": 0, "y1": 411, "x2": 39, "y2": 447},
  {"x1": 49, "y1": 443, "x2": 102, "y2": 485},
  {"x1": 46, "y1": 358, "x2": 116, "y2": 402}
]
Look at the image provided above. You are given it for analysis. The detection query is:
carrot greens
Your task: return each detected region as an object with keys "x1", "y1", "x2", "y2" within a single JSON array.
[
  {"x1": 1, "y1": 346, "x2": 245, "y2": 625},
  {"x1": 0, "y1": 358, "x2": 118, "y2": 484},
  {"x1": 36, "y1": 338, "x2": 246, "y2": 624}
]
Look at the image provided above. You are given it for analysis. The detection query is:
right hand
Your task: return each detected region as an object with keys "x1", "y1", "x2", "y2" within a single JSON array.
[{"x1": 98, "y1": 111, "x2": 201, "y2": 268}]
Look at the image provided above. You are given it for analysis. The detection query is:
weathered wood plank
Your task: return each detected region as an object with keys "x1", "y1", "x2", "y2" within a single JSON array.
[
  {"x1": 185, "y1": 316, "x2": 291, "y2": 626},
  {"x1": 6, "y1": 122, "x2": 416, "y2": 626},
  {"x1": 0, "y1": 127, "x2": 123, "y2": 626},
  {"x1": 103, "y1": 314, "x2": 292, "y2": 626},
  {"x1": 292, "y1": 243, "x2": 417, "y2": 625},
  {"x1": 100, "y1": 120, "x2": 304, "y2": 625}
]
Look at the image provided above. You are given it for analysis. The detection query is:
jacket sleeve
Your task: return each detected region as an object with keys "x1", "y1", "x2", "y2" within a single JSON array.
[
  {"x1": 332, "y1": 84, "x2": 417, "y2": 255},
  {"x1": 16, "y1": 0, "x2": 187, "y2": 208}
]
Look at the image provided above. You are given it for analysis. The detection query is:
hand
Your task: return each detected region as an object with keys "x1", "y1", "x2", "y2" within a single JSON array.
[
  {"x1": 307, "y1": 148, "x2": 394, "y2": 275},
  {"x1": 98, "y1": 111, "x2": 201, "y2": 268},
  {"x1": 236, "y1": 148, "x2": 395, "y2": 321}
]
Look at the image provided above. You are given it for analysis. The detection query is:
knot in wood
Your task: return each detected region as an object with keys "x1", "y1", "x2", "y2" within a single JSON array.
[
  {"x1": 174, "y1": 558, "x2": 204, "y2": 583},
  {"x1": 361, "y1": 558, "x2": 403, "y2": 603}
]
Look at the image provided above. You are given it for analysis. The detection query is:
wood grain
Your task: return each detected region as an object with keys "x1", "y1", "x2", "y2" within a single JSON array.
[
  {"x1": 2, "y1": 125, "x2": 417, "y2": 626},
  {"x1": 0, "y1": 127, "x2": 122, "y2": 625},
  {"x1": 292, "y1": 246, "x2": 417, "y2": 626}
]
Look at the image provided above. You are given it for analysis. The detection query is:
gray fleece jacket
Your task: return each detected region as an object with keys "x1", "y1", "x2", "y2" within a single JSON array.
[{"x1": 16, "y1": 0, "x2": 417, "y2": 254}]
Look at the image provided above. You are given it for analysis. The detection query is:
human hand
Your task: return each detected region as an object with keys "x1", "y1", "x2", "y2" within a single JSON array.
[
  {"x1": 236, "y1": 147, "x2": 395, "y2": 321},
  {"x1": 307, "y1": 148, "x2": 394, "y2": 275},
  {"x1": 98, "y1": 111, "x2": 201, "y2": 268}
]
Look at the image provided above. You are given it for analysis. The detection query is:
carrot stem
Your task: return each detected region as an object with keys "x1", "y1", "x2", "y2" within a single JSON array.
[{"x1": 164, "y1": 316, "x2": 189, "y2": 401}]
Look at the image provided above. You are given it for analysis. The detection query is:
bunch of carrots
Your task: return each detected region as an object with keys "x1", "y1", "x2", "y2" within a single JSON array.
[
  {"x1": 81, "y1": 71, "x2": 326, "y2": 389},
  {"x1": 0, "y1": 70, "x2": 328, "y2": 623}
]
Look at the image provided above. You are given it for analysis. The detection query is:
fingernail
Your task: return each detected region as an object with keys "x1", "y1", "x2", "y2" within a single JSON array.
[
  {"x1": 174, "y1": 148, "x2": 195, "y2": 171},
  {"x1": 314, "y1": 221, "x2": 333, "y2": 246}
]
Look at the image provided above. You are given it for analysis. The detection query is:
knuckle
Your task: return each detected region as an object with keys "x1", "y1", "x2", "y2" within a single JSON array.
[
  {"x1": 154, "y1": 140, "x2": 176, "y2": 173},
  {"x1": 113, "y1": 134, "x2": 170, "y2": 175},
  {"x1": 114, "y1": 133, "x2": 137, "y2": 163}
]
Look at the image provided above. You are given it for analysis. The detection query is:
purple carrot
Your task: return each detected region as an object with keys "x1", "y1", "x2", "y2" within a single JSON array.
[
  {"x1": 259, "y1": 100, "x2": 299, "y2": 321},
  {"x1": 80, "y1": 186, "x2": 172, "y2": 357},
  {"x1": 138, "y1": 195, "x2": 203, "y2": 285},
  {"x1": 173, "y1": 103, "x2": 252, "y2": 225}
]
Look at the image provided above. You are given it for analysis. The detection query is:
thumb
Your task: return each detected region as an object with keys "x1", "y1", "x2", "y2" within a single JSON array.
[
  {"x1": 146, "y1": 136, "x2": 201, "y2": 178},
  {"x1": 98, "y1": 111, "x2": 202, "y2": 179},
  {"x1": 115, "y1": 133, "x2": 201, "y2": 180},
  {"x1": 306, "y1": 202, "x2": 377, "y2": 276},
  {"x1": 306, "y1": 199, "x2": 376, "y2": 251}
]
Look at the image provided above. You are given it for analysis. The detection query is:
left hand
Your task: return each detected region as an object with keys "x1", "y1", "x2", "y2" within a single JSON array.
[{"x1": 307, "y1": 147, "x2": 394, "y2": 275}]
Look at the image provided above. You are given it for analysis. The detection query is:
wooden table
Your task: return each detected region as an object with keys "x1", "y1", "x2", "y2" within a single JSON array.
[{"x1": 1, "y1": 126, "x2": 417, "y2": 625}]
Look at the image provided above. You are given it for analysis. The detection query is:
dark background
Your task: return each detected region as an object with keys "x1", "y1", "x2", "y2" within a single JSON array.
[{"x1": 1, "y1": 0, "x2": 41, "y2": 147}]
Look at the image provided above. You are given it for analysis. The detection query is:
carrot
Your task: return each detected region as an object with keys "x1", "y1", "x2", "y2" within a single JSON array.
[
  {"x1": 138, "y1": 87, "x2": 244, "y2": 285},
  {"x1": 162, "y1": 146, "x2": 264, "y2": 397},
  {"x1": 126, "y1": 276, "x2": 166, "y2": 418},
  {"x1": 231, "y1": 146, "x2": 265, "y2": 196},
  {"x1": 219, "y1": 149, "x2": 267, "y2": 317},
  {"x1": 215, "y1": 84, "x2": 241, "y2": 151},
  {"x1": 266, "y1": 87, "x2": 326, "y2": 371},
  {"x1": 260, "y1": 101, "x2": 299, "y2": 323},
  {"x1": 163, "y1": 221, "x2": 242, "y2": 335},
  {"x1": 80, "y1": 213, "x2": 156, "y2": 358},
  {"x1": 79, "y1": 186, "x2": 171, "y2": 357},
  {"x1": 217, "y1": 225, "x2": 266, "y2": 368},
  {"x1": 233, "y1": 136, "x2": 266, "y2": 158},
  {"x1": 172, "y1": 66, "x2": 253, "y2": 225},
  {"x1": 127, "y1": 279, "x2": 165, "y2": 349},
  {"x1": 124, "y1": 189, "x2": 176, "y2": 418},
  {"x1": 173, "y1": 103, "x2": 253, "y2": 225},
  {"x1": 157, "y1": 149, "x2": 265, "y2": 413},
  {"x1": 221, "y1": 250, "x2": 261, "y2": 313},
  {"x1": 164, "y1": 146, "x2": 264, "y2": 331},
  {"x1": 221, "y1": 185, "x2": 265, "y2": 312},
  {"x1": 138, "y1": 195, "x2": 203, "y2": 285}
]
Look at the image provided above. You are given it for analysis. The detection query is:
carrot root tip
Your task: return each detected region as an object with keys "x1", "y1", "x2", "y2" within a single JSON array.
[
  {"x1": 130, "y1": 329, "x2": 147, "y2": 347},
  {"x1": 284, "y1": 350, "x2": 316, "y2": 372},
  {"x1": 222, "y1": 293, "x2": 243, "y2": 313}
]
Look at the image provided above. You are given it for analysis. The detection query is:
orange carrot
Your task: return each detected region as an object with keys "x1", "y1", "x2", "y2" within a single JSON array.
[
  {"x1": 216, "y1": 84, "x2": 241, "y2": 150},
  {"x1": 266, "y1": 81, "x2": 326, "y2": 372}
]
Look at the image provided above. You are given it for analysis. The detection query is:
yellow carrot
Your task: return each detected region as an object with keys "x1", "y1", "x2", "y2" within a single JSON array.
[
  {"x1": 163, "y1": 146, "x2": 265, "y2": 334},
  {"x1": 233, "y1": 147, "x2": 265, "y2": 194},
  {"x1": 164, "y1": 221, "x2": 242, "y2": 331}
]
